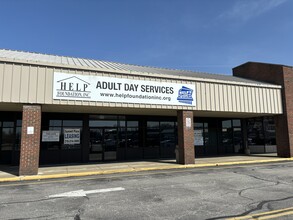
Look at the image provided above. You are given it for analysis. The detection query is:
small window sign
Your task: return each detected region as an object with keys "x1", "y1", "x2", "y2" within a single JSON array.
[
  {"x1": 42, "y1": 130, "x2": 60, "y2": 142},
  {"x1": 186, "y1": 118, "x2": 192, "y2": 128},
  {"x1": 194, "y1": 129, "x2": 204, "y2": 146},
  {"x1": 64, "y1": 128, "x2": 80, "y2": 145},
  {"x1": 27, "y1": 126, "x2": 34, "y2": 135}
]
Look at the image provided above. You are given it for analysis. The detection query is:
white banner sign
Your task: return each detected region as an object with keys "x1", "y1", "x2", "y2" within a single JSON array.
[
  {"x1": 53, "y1": 72, "x2": 196, "y2": 106},
  {"x1": 42, "y1": 130, "x2": 60, "y2": 142},
  {"x1": 64, "y1": 129, "x2": 80, "y2": 145}
]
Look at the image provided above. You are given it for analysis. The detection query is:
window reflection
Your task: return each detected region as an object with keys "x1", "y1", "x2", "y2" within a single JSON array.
[
  {"x1": 147, "y1": 121, "x2": 160, "y2": 148},
  {"x1": 42, "y1": 119, "x2": 83, "y2": 150},
  {"x1": 3, "y1": 122, "x2": 14, "y2": 127},
  {"x1": 89, "y1": 120, "x2": 118, "y2": 127},
  {"x1": 63, "y1": 120, "x2": 82, "y2": 127},
  {"x1": 1, "y1": 127, "x2": 14, "y2": 151},
  {"x1": 248, "y1": 118, "x2": 265, "y2": 153},
  {"x1": 220, "y1": 119, "x2": 242, "y2": 154},
  {"x1": 248, "y1": 117, "x2": 276, "y2": 153}
]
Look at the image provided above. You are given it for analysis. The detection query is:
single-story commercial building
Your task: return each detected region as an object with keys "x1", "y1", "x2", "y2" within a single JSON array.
[{"x1": 0, "y1": 49, "x2": 292, "y2": 176}]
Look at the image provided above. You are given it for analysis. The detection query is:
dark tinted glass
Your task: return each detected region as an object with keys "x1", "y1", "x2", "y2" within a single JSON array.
[
  {"x1": 127, "y1": 121, "x2": 139, "y2": 127},
  {"x1": 147, "y1": 121, "x2": 159, "y2": 128},
  {"x1": 89, "y1": 120, "x2": 118, "y2": 127},
  {"x1": 222, "y1": 120, "x2": 232, "y2": 129},
  {"x1": 3, "y1": 121, "x2": 14, "y2": 127},
  {"x1": 1, "y1": 128, "x2": 14, "y2": 150},
  {"x1": 49, "y1": 120, "x2": 62, "y2": 127},
  {"x1": 233, "y1": 119, "x2": 241, "y2": 127},
  {"x1": 63, "y1": 120, "x2": 82, "y2": 127},
  {"x1": 264, "y1": 117, "x2": 276, "y2": 145},
  {"x1": 16, "y1": 120, "x2": 22, "y2": 126},
  {"x1": 127, "y1": 128, "x2": 139, "y2": 148},
  {"x1": 147, "y1": 121, "x2": 160, "y2": 147},
  {"x1": 90, "y1": 115, "x2": 117, "y2": 120}
]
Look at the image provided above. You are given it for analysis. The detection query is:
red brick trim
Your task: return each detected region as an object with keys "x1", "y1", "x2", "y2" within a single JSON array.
[
  {"x1": 177, "y1": 110, "x2": 195, "y2": 164},
  {"x1": 19, "y1": 105, "x2": 42, "y2": 175}
]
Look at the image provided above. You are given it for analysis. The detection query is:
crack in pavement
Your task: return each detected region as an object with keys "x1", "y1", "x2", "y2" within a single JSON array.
[
  {"x1": 205, "y1": 195, "x2": 293, "y2": 219},
  {"x1": 205, "y1": 170, "x2": 293, "y2": 220},
  {"x1": 233, "y1": 171, "x2": 286, "y2": 185},
  {"x1": 232, "y1": 170, "x2": 291, "y2": 202}
]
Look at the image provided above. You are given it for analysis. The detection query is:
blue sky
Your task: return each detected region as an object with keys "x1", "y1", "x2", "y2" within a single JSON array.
[{"x1": 0, "y1": 0, "x2": 292, "y2": 74}]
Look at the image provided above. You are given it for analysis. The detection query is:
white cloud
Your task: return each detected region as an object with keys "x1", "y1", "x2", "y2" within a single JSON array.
[{"x1": 219, "y1": 0, "x2": 288, "y2": 22}]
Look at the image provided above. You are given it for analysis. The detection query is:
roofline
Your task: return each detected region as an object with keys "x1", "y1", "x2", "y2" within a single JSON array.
[
  {"x1": 0, "y1": 57, "x2": 282, "y2": 89},
  {"x1": 0, "y1": 48, "x2": 218, "y2": 76},
  {"x1": 234, "y1": 61, "x2": 293, "y2": 69}
]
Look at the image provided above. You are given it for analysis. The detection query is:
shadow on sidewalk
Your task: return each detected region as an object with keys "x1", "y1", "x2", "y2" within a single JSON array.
[
  {"x1": 37, "y1": 159, "x2": 178, "y2": 169},
  {"x1": 0, "y1": 165, "x2": 18, "y2": 176}
]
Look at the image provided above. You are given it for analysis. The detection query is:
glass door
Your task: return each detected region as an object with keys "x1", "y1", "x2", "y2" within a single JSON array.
[
  {"x1": 103, "y1": 128, "x2": 117, "y2": 161},
  {"x1": 89, "y1": 128, "x2": 118, "y2": 161},
  {"x1": 220, "y1": 120, "x2": 233, "y2": 154},
  {"x1": 89, "y1": 128, "x2": 103, "y2": 161}
]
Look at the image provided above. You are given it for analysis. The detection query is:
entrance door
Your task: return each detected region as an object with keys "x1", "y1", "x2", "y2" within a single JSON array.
[
  {"x1": 103, "y1": 128, "x2": 118, "y2": 160},
  {"x1": 89, "y1": 128, "x2": 117, "y2": 161}
]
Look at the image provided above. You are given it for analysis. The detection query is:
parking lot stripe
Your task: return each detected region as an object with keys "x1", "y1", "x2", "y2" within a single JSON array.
[{"x1": 227, "y1": 206, "x2": 293, "y2": 220}]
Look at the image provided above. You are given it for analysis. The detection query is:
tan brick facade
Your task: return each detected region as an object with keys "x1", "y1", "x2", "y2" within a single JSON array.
[
  {"x1": 19, "y1": 105, "x2": 42, "y2": 175},
  {"x1": 177, "y1": 110, "x2": 195, "y2": 164},
  {"x1": 233, "y1": 63, "x2": 293, "y2": 157}
]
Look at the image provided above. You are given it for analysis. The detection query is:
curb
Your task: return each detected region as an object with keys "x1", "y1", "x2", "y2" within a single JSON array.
[{"x1": 1, "y1": 158, "x2": 293, "y2": 183}]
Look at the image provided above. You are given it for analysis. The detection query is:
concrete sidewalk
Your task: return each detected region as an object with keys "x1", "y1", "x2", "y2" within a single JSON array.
[{"x1": 1, "y1": 154, "x2": 292, "y2": 182}]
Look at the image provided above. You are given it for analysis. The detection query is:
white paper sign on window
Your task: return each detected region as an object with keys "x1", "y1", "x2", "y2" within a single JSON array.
[
  {"x1": 64, "y1": 129, "x2": 80, "y2": 145},
  {"x1": 42, "y1": 130, "x2": 60, "y2": 142},
  {"x1": 194, "y1": 129, "x2": 204, "y2": 146}
]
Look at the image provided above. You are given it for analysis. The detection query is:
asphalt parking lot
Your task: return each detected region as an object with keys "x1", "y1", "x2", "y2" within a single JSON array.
[{"x1": 1, "y1": 162, "x2": 293, "y2": 220}]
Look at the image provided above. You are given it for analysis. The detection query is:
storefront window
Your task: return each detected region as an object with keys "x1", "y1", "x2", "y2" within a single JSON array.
[
  {"x1": 89, "y1": 120, "x2": 118, "y2": 127},
  {"x1": 127, "y1": 121, "x2": 139, "y2": 127},
  {"x1": 146, "y1": 121, "x2": 160, "y2": 148},
  {"x1": 264, "y1": 117, "x2": 276, "y2": 145},
  {"x1": 232, "y1": 119, "x2": 241, "y2": 127},
  {"x1": 204, "y1": 123, "x2": 209, "y2": 145},
  {"x1": 248, "y1": 118, "x2": 265, "y2": 153},
  {"x1": 247, "y1": 117, "x2": 276, "y2": 153},
  {"x1": 47, "y1": 127, "x2": 61, "y2": 150},
  {"x1": 1, "y1": 128, "x2": 14, "y2": 151},
  {"x1": 160, "y1": 121, "x2": 176, "y2": 150},
  {"x1": 49, "y1": 120, "x2": 62, "y2": 127},
  {"x1": 63, "y1": 120, "x2": 82, "y2": 127},
  {"x1": 15, "y1": 120, "x2": 22, "y2": 151},
  {"x1": 126, "y1": 121, "x2": 139, "y2": 148},
  {"x1": 1, "y1": 121, "x2": 14, "y2": 151},
  {"x1": 43, "y1": 119, "x2": 83, "y2": 150},
  {"x1": 219, "y1": 119, "x2": 243, "y2": 154},
  {"x1": 221, "y1": 120, "x2": 233, "y2": 153},
  {"x1": 89, "y1": 115, "x2": 139, "y2": 161}
]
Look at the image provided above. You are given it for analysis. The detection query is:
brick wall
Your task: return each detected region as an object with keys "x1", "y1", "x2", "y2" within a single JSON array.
[
  {"x1": 177, "y1": 110, "x2": 195, "y2": 164},
  {"x1": 233, "y1": 62, "x2": 293, "y2": 157},
  {"x1": 282, "y1": 66, "x2": 293, "y2": 156},
  {"x1": 19, "y1": 105, "x2": 42, "y2": 175}
]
